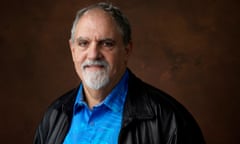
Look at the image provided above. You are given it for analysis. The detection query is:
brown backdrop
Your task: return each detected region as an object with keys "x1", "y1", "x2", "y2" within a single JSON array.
[{"x1": 1, "y1": 0, "x2": 239, "y2": 143}]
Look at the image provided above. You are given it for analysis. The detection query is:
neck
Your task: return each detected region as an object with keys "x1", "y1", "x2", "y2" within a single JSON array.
[
  {"x1": 82, "y1": 69, "x2": 127, "y2": 109},
  {"x1": 83, "y1": 86, "x2": 109, "y2": 109}
]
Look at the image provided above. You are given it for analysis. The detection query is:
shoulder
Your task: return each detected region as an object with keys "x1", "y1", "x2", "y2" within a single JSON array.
[
  {"x1": 46, "y1": 86, "x2": 79, "y2": 115},
  {"x1": 127, "y1": 70, "x2": 205, "y2": 142},
  {"x1": 40, "y1": 86, "x2": 79, "y2": 123},
  {"x1": 128, "y1": 71, "x2": 185, "y2": 113},
  {"x1": 127, "y1": 70, "x2": 195, "y2": 125},
  {"x1": 34, "y1": 87, "x2": 79, "y2": 144}
]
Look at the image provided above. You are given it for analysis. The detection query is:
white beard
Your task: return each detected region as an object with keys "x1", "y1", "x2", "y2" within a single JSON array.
[{"x1": 81, "y1": 60, "x2": 110, "y2": 90}]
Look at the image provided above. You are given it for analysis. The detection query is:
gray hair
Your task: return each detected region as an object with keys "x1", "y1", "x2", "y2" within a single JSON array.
[{"x1": 70, "y1": 2, "x2": 132, "y2": 45}]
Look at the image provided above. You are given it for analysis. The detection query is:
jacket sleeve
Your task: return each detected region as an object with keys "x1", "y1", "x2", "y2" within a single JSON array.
[
  {"x1": 33, "y1": 108, "x2": 52, "y2": 144},
  {"x1": 166, "y1": 112, "x2": 205, "y2": 144}
]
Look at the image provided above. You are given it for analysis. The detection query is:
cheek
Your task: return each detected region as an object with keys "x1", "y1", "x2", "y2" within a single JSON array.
[
  {"x1": 107, "y1": 52, "x2": 126, "y2": 71},
  {"x1": 72, "y1": 51, "x2": 85, "y2": 72},
  {"x1": 116, "y1": 50, "x2": 128, "y2": 65},
  {"x1": 73, "y1": 59, "x2": 84, "y2": 80},
  {"x1": 73, "y1": 50, "x2": 85, "y2": 63}
]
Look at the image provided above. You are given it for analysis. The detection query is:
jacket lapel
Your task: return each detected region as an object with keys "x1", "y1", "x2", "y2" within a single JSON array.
[{"x1": 122, "y1": 70, "x2": 155, "y2": 126}]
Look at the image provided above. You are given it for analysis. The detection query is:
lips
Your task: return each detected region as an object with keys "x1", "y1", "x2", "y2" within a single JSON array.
[
  {"x1": 84, "y1": 64, "x2": 105, "y2": 70},
  {"x1": 81, "y1": 60, "x2": 108, "y2": 71}
]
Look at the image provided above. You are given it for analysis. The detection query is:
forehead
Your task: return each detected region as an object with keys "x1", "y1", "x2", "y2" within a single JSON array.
[{"x1": 75, "y1": 8, "x2": 120, "y2": 35}]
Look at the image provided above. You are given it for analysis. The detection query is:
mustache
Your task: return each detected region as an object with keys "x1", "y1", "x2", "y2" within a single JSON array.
[{"x1": 81, "y1": 60, "x2": 109, "y2": 69}]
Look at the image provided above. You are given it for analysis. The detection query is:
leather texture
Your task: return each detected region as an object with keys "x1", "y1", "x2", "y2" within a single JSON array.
[{"x1": 34, "y1": 70, "x2": 205, "y2": 144}]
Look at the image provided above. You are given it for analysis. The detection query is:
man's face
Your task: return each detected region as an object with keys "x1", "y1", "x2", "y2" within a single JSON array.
[{"x1": 70, "y1": 8, "x2": 132, "y2": 90}]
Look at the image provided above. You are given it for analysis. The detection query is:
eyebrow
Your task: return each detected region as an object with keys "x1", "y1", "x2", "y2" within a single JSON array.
[
  {"x1": 99, "y1": 38, "x2": 116, "y2": 42},
  {"x1": 75, "y1": 37, "x2": 116, "y2": 43},
  {"x1": 75, "y1": 36, "x2": 89, "y2": 42}
]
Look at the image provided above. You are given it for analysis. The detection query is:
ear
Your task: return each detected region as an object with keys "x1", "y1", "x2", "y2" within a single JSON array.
[
  {"x1": 69, "y1": 39, "x2": 76, "y2": 62},
  {"x1": 125, "y1": 41, "x2": 133, "y2": 58},
  {"x1": 124, "y1": 41, "x2": 133, "y2": 64}
]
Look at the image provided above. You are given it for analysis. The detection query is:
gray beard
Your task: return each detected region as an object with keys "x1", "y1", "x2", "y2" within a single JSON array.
[
  {"x1": 82, "y1": 69, "x2": 110, "y2": 90},
  {"x1": 81, "y1": 60, "x2": 110, "y2": 90}
]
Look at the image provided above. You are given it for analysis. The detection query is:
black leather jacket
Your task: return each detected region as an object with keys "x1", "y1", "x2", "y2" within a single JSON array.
[{"x1": 34, "y1": 71, "x2": 205, "y2": 144}]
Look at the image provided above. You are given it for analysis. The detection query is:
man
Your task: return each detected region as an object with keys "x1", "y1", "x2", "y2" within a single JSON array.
[{"x1": 34, "y1": 2, "x2": 205, "y2": 144}]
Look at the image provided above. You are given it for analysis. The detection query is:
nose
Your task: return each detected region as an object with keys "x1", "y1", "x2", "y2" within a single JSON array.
[{"x1": 87, "y1": 43, "x2": 102, "y2": 60}]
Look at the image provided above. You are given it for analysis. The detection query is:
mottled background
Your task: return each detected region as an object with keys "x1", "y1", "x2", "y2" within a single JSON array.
[{"x1": 0, "y1": 0, "x2": 239, "y2": 143}]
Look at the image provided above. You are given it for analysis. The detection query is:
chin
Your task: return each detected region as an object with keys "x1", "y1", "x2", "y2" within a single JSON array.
[{"x1": 82, "y1": 69, "x2": 110, "y2": 90}]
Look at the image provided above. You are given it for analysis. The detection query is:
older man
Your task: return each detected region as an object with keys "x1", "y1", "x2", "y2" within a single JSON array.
[{"x1": 34, "y1": 2, "x2": 205, "y2": 144}]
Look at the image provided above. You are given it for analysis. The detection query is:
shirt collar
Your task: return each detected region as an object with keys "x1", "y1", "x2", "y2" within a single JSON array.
[{"x1": 74, "y1": 70, "x2": 129, "y2": 113}]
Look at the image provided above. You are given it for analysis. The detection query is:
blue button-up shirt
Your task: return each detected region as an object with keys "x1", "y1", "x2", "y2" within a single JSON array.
[{"x1": 63, "y1": 70, "x2": 129, "y2": 144}]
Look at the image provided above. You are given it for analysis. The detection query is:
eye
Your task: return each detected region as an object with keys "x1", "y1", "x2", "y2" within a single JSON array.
[
  {"x1": 77, "y1": 40, "x2": 89, "y2": 47},
  {"x1": 100, "y1": 39, "x2": 115, "y2": 48},
  {"x1": 103, "y1": 41, "x2": 114, "y2": 47}
]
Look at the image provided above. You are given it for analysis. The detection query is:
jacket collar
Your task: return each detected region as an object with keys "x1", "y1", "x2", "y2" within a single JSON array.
[
  {"x1": 122, "y1": 69, "x2": 155, "y2": 122},
  {"x1": 62, "y1": 69, "x2": 155, "y2": 123}
]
